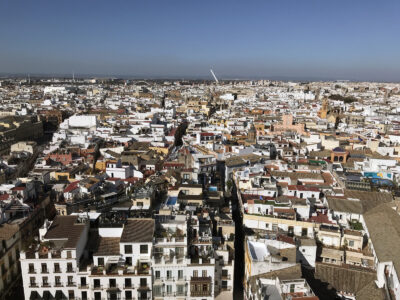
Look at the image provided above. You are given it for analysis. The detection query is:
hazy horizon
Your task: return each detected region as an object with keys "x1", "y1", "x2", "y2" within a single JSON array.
[{"x1": 1, "y1": 0, "x2": 400, "y2": 82}]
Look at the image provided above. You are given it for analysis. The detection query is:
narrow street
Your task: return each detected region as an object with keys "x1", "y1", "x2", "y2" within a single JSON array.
[{"x1": 232, "y1": 182, "x2": 244, "y2": 300}]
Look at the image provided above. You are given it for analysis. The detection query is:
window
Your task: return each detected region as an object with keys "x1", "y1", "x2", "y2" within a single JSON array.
[
  {"x1": 177, "y1": 284, "x2": 184, "y2": 294},
  {"x1": 140, "y1": 278, "x2": 147, "y2": 287},
  {"x1": 67, "y1": 263, "x2": 73, "y2": 272},
  {"x1": 66, "y1": 251, "x2": 72, "y2": 258},
  {"x1": 203, "y1": 284, "x2": 208, "y2": 291},
  {"x1": 54, "y1": 263, "x2": 60, "y2": 273},
  {"x1": 98, "y1": 258, "x2": 104, "y2": 266},
  {"x1": 94, "y1": 279, "x2": 101, "y2": 288},
  {"x1": 41, "y1": 263, "x2": 48, "y2": 273},
  {"x1": 166, "y1": 284, "x2": 172, "y2": 294},
  {"x1": 30, "y1": 277, "x2": 36, "y2": 287},
  {"x1": 193, "y1": 270, "x2": 198, "y2": 277},
  {"x1": 94, "y1": 292, "x2": 101, "y2": 300},
  {"x1": 55, "y1": 276, "x2": 61, "y2": 286},
  {"x1": 68, "y1": 290, "x2": 74, "y2": 300},
  {"x1": 178, "y1": 270, "x2": 183, "y2": 279},
  {"x1": 155, "y1": 270, "x2": 160, "y2": 279},
  {"x1": 202, "y1": 270, "x2": 207, "y2": 277},
  {"x1": 301, "y1": 228, "x2": 307, "y2": 237},
  {"x1": 153, "y1": 286, "x2": 161, "y2": 297},
  {"x1": 109, "y1": 278, "x2": 116, "y2": 288},
  {"x1": 81, "y1": 291, "x2": 88, "y2": 300},
  {"x1": 124, "y1": 278, "x2": 132, "y2": 288},
  {"x1": 349, "y1": 240, "x2": 354, "y2": 247},
  {"x1": 67, "y1": 276, "x2": 74, "y2": 286},
  {"x1": 42, "y1": 276, "x2": 48, "y2": 286},
  {"x1": 80, "y1": 277, "x2": 86, "y2": 287},
  {"x1": 125, "y1": 291, "x2": 132, "y2": 300},
  {"x1": 222, "y1": 280, "x2": 228, "y2": 289},
  {"x1": 167, "y1": 270, "x2": 172, "y2": 279},
  {"x1": 124, "y1": 245, "x2": 132, "y2": 254},
  {"x1": 265, "y1": 223, "x2": 269, "y2": 229},
  {"x1": 28, "y1": 263, "x2": 35, "y2": 273},
  {"x1": 125, "y1": 257, "x2": 132, "y2": 266},
  {"x1": 140, "y1": 244, "x2": 148, "y2": 254}
]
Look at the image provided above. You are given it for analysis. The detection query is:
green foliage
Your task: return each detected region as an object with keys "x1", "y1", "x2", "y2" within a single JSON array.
[
  {"x1": 226, "y1": 179, "x2": 233, "y2": 191},
  {"x1": 349, "y1": 220, "x2": 363, "y2": 231}
]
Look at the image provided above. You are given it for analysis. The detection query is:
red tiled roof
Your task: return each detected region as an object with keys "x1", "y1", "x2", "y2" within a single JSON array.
[
  {"x1": 274, "y1": 208, "x2": 296, "y2": 214},
  {"x1": 277, "y1": 235, "x2": 295, "y2": 245},
  {"x1": 307, "y1": 213, "x2": 334, "y2": 224},
  {"x1": 288, "y1": 185, "x2": 319, "y2": 192},
  {"x1": 200, "y1": 132, "x2": 214, "y2": 136},
  {"x1": 64, "y1": 181, "x2": 80, "y2": 193}
]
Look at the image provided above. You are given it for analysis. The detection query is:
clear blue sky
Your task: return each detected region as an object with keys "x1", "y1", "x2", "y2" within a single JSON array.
[{"x1": 1, "y1": 0, "x2": 399, "y2": 81}]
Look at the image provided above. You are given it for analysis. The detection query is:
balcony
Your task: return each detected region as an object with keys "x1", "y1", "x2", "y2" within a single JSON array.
[
  {"x1": 106, "y1": 284, "x2": 119, "y2": 290},
  {"x1": 41, "y1": 283, "x2": 50, "y2": 288},
  {"x1": 176, "y1": 290, "x2": 187, "y2": 296},
  {"x1": 154, "y1": 236, "x2": 186, "y2": 245},
  {"x1": 29, "y1": 283, "x2": 38, "y2": 288},
  {"x1": 153, "y1": 255, "x2": 186, "y2": 265},
  {"x1": 221, "y1": 274, "x2": 231, "y2": 280},
  {"x1": 28, "y1": 269, "x2": 36, "y2": 274},
  {"x1": 190, "y1": 276, "x2": 212, "y2": 282},
  {"x1": 54, "y1": 282, "x2": 63, "y2": 287},
  {"x1": 189, "y1": 256, "x2": 213, "y2": 265},
  {"x1": 79, "y1": 284, "x2": 89, "y2": 289},
  {"x1": 137, "y1": 285, "x2": 150, "y2": 291},
  {"x1": 190, "y1": 290, "x2": 212, "y2": 297},
  {"x1": 92, "y1": 284, "x2": 103, "y2": 290},
  {"x1": 137, "y1": 263, "x2": 150, "y2": 275},
  {"x1": 66, "y1": 282, "x2": 76, "y2": 287},
  {"x1": 123, "y1": 284, "x2": 134, "y2": 289}
]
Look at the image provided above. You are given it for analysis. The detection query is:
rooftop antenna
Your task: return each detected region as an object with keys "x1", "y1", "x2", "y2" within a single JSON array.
[{"x1": 210, "y1": 69, "x2": 219, "y2": 84}]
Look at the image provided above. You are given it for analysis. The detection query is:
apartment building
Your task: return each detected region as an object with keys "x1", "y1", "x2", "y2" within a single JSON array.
[
  {"x1": 20, "y1": 216, "x2": 89, "y2": 300},
  {"x1": 20, "y1": 216, "x2": 154, "y2": 300}
]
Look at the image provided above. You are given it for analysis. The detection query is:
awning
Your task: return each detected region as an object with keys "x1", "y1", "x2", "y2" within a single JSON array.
[
  {"x1": 106, "y1": 256, "x2": 124, "y2": 264},
  {"x1": 43, "y1": 291, "x2": 54, "y2": 300},
  {"x1": 30, "y1": 291, "x2": 42, "y2": 300},
  {"x1": 54, "y1": 290, "x2": 67, "y2": 300}
]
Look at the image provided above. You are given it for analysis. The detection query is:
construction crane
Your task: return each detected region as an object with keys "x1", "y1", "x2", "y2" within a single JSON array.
[{"x1": 210, "y1": 69, "x2": 219, "y2": 84}]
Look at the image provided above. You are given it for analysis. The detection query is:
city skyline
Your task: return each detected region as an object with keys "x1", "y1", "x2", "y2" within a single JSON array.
[{"x1": 1, "y1": 0, "x2": 400, "y2": 81}]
